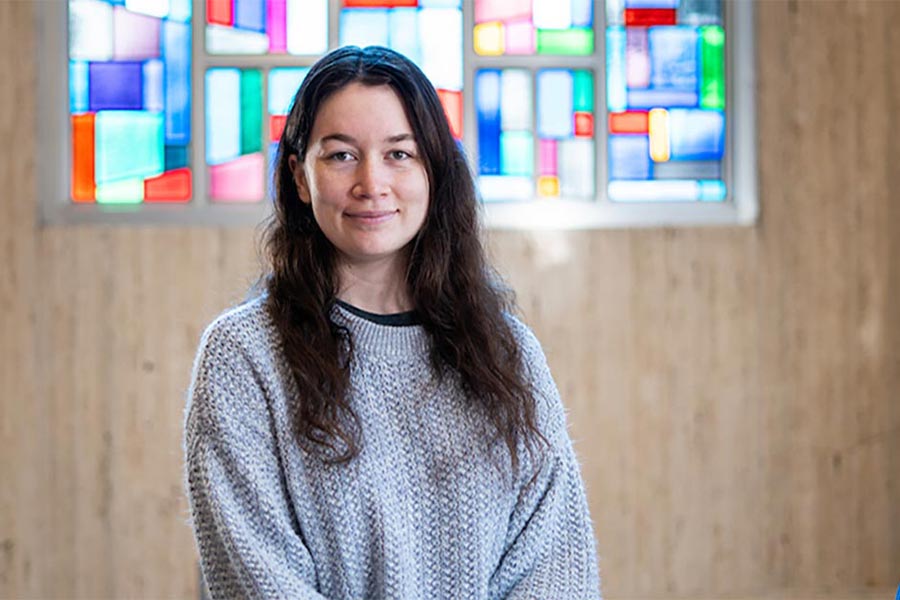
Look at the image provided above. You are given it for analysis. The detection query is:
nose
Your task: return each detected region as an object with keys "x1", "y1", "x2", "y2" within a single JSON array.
[{"x1": 352, "y1": 157, "x2": 389, "y2": 199}]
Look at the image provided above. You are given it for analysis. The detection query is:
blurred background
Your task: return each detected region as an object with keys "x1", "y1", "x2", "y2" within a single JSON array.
[{"x1": 1, "y1": 0, "x2": 899, "y2": 598}]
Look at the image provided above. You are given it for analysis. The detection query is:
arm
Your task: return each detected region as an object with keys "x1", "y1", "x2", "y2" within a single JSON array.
[
  {"x1": 183, "y1": 319, "x2": 327, "y2": 600},
  {"x1": 488, "y1": 324, "x2": 602, "y2": 600}
]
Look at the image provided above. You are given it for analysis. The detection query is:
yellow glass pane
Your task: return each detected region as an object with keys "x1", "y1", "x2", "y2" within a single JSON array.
[{"x1": 474, "y1": 21, "x2": 504, "y2": 56}]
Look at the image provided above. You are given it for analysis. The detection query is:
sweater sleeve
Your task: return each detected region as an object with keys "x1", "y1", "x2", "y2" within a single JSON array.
[
  {"x1": 183, "y1": 318, "x2": 327, "y2": 600},
  {"x1": 488, "y1": 322, "x2": 602, "y2": 600}
]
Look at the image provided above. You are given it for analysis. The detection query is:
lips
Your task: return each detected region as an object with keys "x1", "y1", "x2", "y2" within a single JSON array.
[{"x1": 344, "y1": 209, "x2": 398, "y2": 225}]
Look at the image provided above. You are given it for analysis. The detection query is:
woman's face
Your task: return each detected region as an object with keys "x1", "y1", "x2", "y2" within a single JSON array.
[{"x1": 291, "y1": 82, "x2": 430, "y2": 274}]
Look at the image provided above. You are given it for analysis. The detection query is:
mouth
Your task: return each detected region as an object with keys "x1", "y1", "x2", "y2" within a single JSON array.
[{"x1": 344, "y1": 209, "x2": 399, "y2": 225}]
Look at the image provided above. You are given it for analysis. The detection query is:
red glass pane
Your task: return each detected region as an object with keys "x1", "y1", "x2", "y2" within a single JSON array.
[
  {"x1": 624, "y1": 9, "x2": 676, "y2": 26},
  {"x1": 437, "y1": 89, "x2": 463, "y2": 140},
  {"x1": 270, "y1": 115, "x2": 287, "y2": 142},
  {"x1": 343, "y1": 0, "x2": 417, "y2": 7},
  {"x1": 144, "y1": 168, "x2": 192, "y2": 202},
  {"x1": 72, "y1": 114, "x2": 96, "y2": 203},
  {"x1": 574, "y1": 112, "x2": 593, "y2": 137},
  {"x1": 207, "y1": 0, "x2": 233, "y2": 26}
]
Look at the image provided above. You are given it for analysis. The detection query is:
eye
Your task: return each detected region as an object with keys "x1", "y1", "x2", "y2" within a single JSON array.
[
  {"x1": 389, "y1": 150, "x2": 413, "y2": 160},
  {"x1": 328, "y1": 151, "x2": 355, "y2": 162}
]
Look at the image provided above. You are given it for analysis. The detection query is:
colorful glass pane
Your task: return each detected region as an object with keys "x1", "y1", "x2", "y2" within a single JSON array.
[
  {"x1": 473, "y1": 0, "x2": 593, "y2": 56},
  {"x1": 205, "y1": 68, "x2": 264, "y2": 202},
  {"x1": 606, "y1": 0, "x2": 726, "y2": 203},
  {"x1": 68, "y1": 0, "x2": 191, "y2": 204},
  {"x1": 205, "y1": 0, "x2": 328, "y2": 55},
  {"x1": 476, "y1": 68, "x2": 594, "y2": 201}
]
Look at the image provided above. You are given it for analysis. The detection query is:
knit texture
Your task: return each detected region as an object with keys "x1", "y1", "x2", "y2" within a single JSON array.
[{"x1": 184, "y1": 296, "x2": 601, "y2": 599}]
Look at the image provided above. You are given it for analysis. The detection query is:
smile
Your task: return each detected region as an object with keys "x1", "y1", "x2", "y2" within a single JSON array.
[{"x1": 344, "y1": 210, "x2": 398, "y2": 225}]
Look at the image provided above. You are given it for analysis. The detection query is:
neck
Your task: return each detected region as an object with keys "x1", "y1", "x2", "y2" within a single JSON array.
[{"x1": 336, "y1": 255, "x2": 413, "y2": 314}]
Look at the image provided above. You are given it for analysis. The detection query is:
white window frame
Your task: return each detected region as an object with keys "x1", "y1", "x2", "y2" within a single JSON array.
[{"x1": 37, "y1": 0, "x2": 756, "y2": 228}]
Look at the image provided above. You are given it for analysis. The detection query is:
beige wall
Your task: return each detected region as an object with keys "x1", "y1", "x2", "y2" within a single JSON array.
[{"x1": 2, "y1": 1, "x2": 898, "y2": 598}]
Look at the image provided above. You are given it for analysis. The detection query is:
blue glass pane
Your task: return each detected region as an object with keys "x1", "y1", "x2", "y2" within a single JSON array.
[
  {"x1": 606, "y1": 26, "x2": 626, "y2": 111},
  {"x1": 609, "y1": 135, "x2": 650, "y2": 179},
  {"x1": 627, "y1": 88, "x2": 697, "y2": 109},
  {"x1": 268, "y1": 68, "x2": 309, "y2": 115},
  {"x1": 165, "y1": 144, "x2": 188, "y2": 169},
  {"x1": 162, "y1": 20, "x2": 191, "y2": 144},
  {"x1": 268, "y1": 141, "x2": 278, "y2": 200},
  {"x1": 169, "y1": 0, "x2": 191, "y2": 21},
  {"x1": 70, "y1": 61, "x2": 89, "y2": 113},
  {"x1": 476, "y1": 70, "x2": 501, "y2": 175},
  {"x1": 537, "y1": 70, "x2": 573, "y2": 138},
  {"x1": 698, "y1": 180, "x2": 726, "y2": 201},
  {"x1": 571, "y1": 0, "x2": 593, "y2": 27},
  {"x1": 389, "y1": 8, "x2": 420, "y2": 65},
  {"x1": 234, "y1": 0, "x2": 265, "y2": 32},
  {"x1": 626, "y1": 0, "x2": 678, "y2": 6},
  {"x1": 648, "y1": 26, "x2": 698, "y2": 90},
  {"x1": 89, "y1": 62, "x2": 143, "y2": 110},
  {"x1": 339, "y1": 9, "x2": 390, "y2": 48},
  {"x1": 678, "y1": 0, "x2": 721, "y2": 25},
  {"x1": 143, "y1": 59, "x2": 164, "y2": 112},
  {"x1": 669, "y1": 109, "x2": 724, "y2": 160}
]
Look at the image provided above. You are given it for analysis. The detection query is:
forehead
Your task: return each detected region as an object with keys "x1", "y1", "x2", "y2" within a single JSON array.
[{"x1": 310, "y1": 83, "x2": 414, "y2": 139}]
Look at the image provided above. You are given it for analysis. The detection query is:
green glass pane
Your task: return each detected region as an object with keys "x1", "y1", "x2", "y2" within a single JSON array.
[
  {"x1": 95, "y1": 178, "x2": 144, "y2": 204},
  {"x1": 240, "y1": 69, "x2": 263, "y2": 155},
  {"x1": 536, "y1": 28, "x2": 593, "y2": 55},
  {"x1": 95, "y1": 111, "x2": 164, "y2": 184},
  {"x1": 700, "y1": 26, "x2": 725, "y2": 110},
  {"x1": 573, "y1": 70, "x2": 593, "y2": 112}
]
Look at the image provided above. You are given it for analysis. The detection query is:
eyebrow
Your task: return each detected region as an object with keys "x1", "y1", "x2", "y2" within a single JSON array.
[{"x1": 319, "y1": 133, "x2": 416, "y2": 145}]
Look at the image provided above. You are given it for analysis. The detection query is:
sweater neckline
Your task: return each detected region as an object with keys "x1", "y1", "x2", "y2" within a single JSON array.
[
  {"x1": 331, "y1": 302, "x2": 430, "y2": 358},
  {"x1": 334, "y1": 299, "x2": 421, "y2": 327}
]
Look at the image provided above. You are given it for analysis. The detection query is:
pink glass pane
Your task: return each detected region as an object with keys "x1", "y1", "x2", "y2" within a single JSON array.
[{"x1": 209, "y1": 152, "x2": 265, "y2": 201}]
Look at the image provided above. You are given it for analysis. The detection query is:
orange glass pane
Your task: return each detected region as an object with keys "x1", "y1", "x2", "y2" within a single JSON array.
[
  {"x1": 207, "y1": 0, "x2": 233, "y2": 25},
  {"x1": 608, "y1": 111, "x2": 648, "y2": 134},
  {"x1": 574, "y1": 111, "x2": 593, "y2": 137},
  {"x1": 270, "y1": 115, "x2": 287, "y2": 142},
  {"x1": 437, "y1": 89, "x2": 463, "y2": 140},
  {"x1": 72, "y1": 114, "x2": 96, "y2": 203},
  {"x1": 538, "y1": 175, "x2": 559, "y2": 197},
  {"x1": 144, "y1": 168, "x2": 192, "y2": 202}
]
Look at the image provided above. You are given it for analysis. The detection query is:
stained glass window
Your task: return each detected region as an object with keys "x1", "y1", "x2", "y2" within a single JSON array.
[
  {"x1": 69, "y1": 0, "x2": 192, "y2": 205},
  {"x1": 55, "y1": 0, "x2": 754, "y2": 226},
  {"x1": 606, "y1": 0, "x2": 727, "y2": 202}
]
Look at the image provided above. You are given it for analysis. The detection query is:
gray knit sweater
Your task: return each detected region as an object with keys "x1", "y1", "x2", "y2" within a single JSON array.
[{"x1": 183, "y1": 296, "x2": 601, "y2": 599}]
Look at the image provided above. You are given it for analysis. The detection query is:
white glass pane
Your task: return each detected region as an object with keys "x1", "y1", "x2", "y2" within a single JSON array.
[
  {"x1": 500, "y1": 69, "x2": 531, "y2": 131},
  {"x1": 287, "y1": 0, "x2": 327, "y2": 54}
]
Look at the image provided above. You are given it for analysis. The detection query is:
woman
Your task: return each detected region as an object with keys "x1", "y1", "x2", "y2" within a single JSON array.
[{"x1": 184, "y1": 46, "x2": 600, "y2": 599}]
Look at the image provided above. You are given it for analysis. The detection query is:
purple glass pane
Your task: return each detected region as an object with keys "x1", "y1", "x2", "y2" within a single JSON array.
[
  {"x1": 89, "y1": 62, "x2": 143, "y2": 110},
  {"x1": 112, "y1": 6, "x2": 161, "y2": 60},
  {"x1": 235, "y1": 0, "x2": 266, "y2": 33}
]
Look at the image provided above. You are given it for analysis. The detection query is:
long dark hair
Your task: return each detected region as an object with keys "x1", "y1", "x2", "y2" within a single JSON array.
[{"x1": 261, "y1": 46, "x2": 544, "y2": 470}]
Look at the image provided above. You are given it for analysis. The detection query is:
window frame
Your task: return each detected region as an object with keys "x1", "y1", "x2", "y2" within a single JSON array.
[{"x1": 38, "y1": 0, "x2": 756, "y2": 228}]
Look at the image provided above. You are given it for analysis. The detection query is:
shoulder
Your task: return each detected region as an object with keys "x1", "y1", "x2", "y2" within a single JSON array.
[
  {"x1": 503, "y1": 312, "x2": 568, "y2": 443},
  {"x1": 503, "y1": 312, "x2": 545, "y2": 361},
  {"x1": 185, "y1": 296, "x2": 278, "y2": 447},
  {"x1": 197, "y1": 295, "x2": 271, "y2": 352},
  {"x1": 188, "y1": 295, "x2": 277, "y2": 404}
]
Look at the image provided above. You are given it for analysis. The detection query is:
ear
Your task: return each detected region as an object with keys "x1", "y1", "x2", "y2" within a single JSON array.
[{"x1": 288, "y1": 154, "x2": 311, "y2": 204}]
